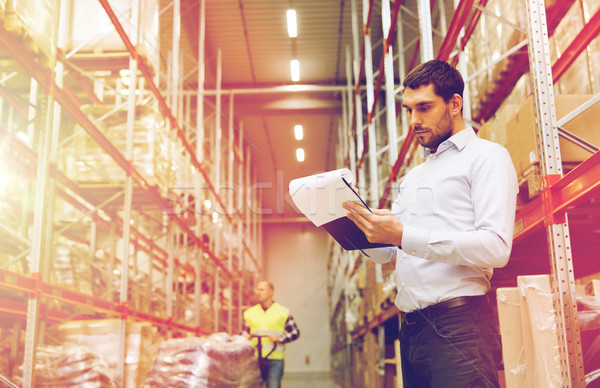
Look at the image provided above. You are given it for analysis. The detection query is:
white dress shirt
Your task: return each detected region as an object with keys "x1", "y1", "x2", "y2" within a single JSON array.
[{"x1": 364, "y1": 128, "x2": 518, "y2": 312}]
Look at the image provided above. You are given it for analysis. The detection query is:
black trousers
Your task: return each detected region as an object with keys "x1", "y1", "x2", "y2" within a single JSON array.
[{"x1": 399, "y1": 298, "x2": 502, "y2": 388}]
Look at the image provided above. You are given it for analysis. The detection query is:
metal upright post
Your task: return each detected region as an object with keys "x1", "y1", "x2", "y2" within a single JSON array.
[
  {"x1": 118, "y1": 0, "x2": 141, "y2": 383},
  {"x1": 22, "y1": 1, "x2": 65, "y2": 384},
  {"x1": 166, "y1": 223, "x2": 175, "y2": 332},
  {"x1": 171, "y1": 0, "x2": 180, "y2": 125},
  {"x1": 396, "y1": 5, "x2": 409, "y2": 139},
  {"x1": 238, "y1": 122, "x2": 244, "y2": 329},
  {"x1": 453, "y1": 0, "x2": 472, "y2": 122},
  {"x1": 382, "y1": 0, "x2": 399, "y2": 200},
  {"x1": 417, "y1": 0, "x2": 434, "y2": 62},
  {"x1": 524, "y1": 0, "x2": 585, "y2": 385},
  {"x1": 345, "y1": 47, "x2": 357, "y2": 175},
  {"x1": 195, "y1": 0, "x2": 207, "y2": 331},
  {"x1": 362, "y1": 0, "x2": 379, "y2": 203},
  {"x1": 214, "y1": 48, "x2": 222, "y2": 332},
  {"x1": 351, "y1": 0, "x2": 366, "y2": 191},
  {"x1": 196, "y1": 0, "x2": 206, "y2": 162},
  {"x1": 245, "y1": 148, "x2": 251, "y2": 273},
  {"x1": 228, "y1": 92, "x2": 234, "y2": 333}
]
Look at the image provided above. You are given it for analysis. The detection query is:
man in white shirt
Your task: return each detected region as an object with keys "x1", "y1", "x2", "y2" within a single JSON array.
[{"x1": 343, "y1": 59, "x2": 518, "y2": 387}]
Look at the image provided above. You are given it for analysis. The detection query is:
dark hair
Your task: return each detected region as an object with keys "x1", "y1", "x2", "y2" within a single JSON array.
[{"x1": 402, "y1": 59, "x2": 464, "y2": 103}]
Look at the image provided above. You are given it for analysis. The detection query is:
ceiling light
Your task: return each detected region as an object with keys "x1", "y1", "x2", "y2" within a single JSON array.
[
  {"x1": 294, "y1": 124, "x2": 303, "y2": 140},
  {"x1": 204, "y1": 199, "x2": 212, "y2": 209},
  {"x1": 290, "y1": 59, "x2": 300, "y2": 82},
  {"x1": 287, "y1": 10, "x2": 297, "y2": 38},
  {"x1": 296, "y1": 148, "x2": 305, "y2": 162}
]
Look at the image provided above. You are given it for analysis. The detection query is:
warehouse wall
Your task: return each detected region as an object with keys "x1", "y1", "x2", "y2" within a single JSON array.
[{"x1": 262, "y1": 222, "x2": 331, "y2": 374}]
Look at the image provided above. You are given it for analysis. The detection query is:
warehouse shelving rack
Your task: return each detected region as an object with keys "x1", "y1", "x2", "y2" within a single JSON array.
[
  {"x1": 330, "y1": 0, "x2": 600, "y2": 386},
  {"x1": 0, "y1": 0, "x2": 261, "y2": 386}
]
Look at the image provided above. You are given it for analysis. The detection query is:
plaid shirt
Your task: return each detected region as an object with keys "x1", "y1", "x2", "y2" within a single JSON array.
[{"x1": 242, "y1": 306, "x2": 300, "y2": 344}]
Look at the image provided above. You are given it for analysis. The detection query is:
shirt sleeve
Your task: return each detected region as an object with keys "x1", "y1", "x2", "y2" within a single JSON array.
[
  {"x1": 401, "y1": 146, "x2": 518, "y2": 268},
  {"x1": 278, "y1": 314, "x2": 300, "y2": 344}
]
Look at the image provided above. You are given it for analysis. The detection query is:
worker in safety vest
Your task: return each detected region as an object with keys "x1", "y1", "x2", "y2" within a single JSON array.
[{"x1": 242, "y1": 280, "x2": 300, "y2": 388}]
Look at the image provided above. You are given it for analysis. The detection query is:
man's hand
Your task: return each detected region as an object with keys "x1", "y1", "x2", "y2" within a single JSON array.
[
  {"x1": 268, "y1": 334, "x2": 281, "y2": 343},
  {"x1": 343, "y1": 201, "x2": 404, "y2": 246}
]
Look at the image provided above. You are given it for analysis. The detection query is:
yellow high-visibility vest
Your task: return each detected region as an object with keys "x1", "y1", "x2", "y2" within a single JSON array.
[{"x1": 244, "y1": 302, "x2": 289, "y2": 360}]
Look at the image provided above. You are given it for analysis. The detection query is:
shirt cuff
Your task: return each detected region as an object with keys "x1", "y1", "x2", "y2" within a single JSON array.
[
  {"x1": 401, "y1": 225, "x2": 429, "y2": 258},
  {"x1": 361, "y1": 246, "x2": 396, "y2": 264}
]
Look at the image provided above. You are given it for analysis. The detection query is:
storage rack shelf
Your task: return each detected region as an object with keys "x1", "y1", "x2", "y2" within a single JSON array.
[
  {"x1": 0, "y1": 0, "x2": 261, "y2": 385},
  {"x1": 329, "y1": 0, "x2": 600, "y2": 386}
]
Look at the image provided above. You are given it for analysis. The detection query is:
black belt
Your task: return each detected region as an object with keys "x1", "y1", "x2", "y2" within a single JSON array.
[{"x1": 401, "y1": 295, "x2": 489, "y2": 326}]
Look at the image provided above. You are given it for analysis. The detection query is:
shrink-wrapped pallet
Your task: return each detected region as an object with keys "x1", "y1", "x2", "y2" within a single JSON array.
[
  {"x1": 58, "y1": 319, "x2": 159, "y2": 388},
  {"x1": 13, "y1": 345, "x2": 116, "y2": 387},
  {"x1": 143, "y1": 333, "x2": 263, "y2": 388},
  {"x1": 517, "y1": 274, "x2": 562, "y2": 387},
  {"x1": 496, "y1": 287, "x2": 527, "y2": 387}
]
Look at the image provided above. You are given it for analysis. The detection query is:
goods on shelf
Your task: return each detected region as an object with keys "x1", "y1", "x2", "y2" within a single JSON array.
[
  {"x1": 52, "y1": 239, "x2": 96, "y2": 296},
  {"x1": 549, "y1": 0, "x2": 596, "y2": 95},
  {"x1": 2, "y1": 0, "x2": 55, "y2": 62},
  {"x1": 482, "y1": 94, "x2": 600, "y2": 203},
  {"x1": 62, "y1": 105, "x2": 175, "y2": 193},
  {"x1": 66, "y1": 0, "x2": 160, "y2": 76},
  {"x1": 0, "y1": 201, "x2": 27, "y2": 272},
  {"x1": 142, "y1": 332, "x2": 262, "y2": 388},
  {"x1": 58, "y1": 319, "x2": 159, "y2": 388},
  {"x1": 497, "y1": 275, "x2": 600, "y2": 387},
  {"x1": 12, "y1": 344, "x2": 115, "y2": 387},
  {"x1": 464, "y1": 0, "x2": 525, "y2": 118}
]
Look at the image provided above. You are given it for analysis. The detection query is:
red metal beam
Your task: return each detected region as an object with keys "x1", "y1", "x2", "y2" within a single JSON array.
[
  {"x1": 552, "y1": 7, "x2": 600, "y2": 83},
  {"x1": 378, "y1": 0, "x2": 476, "y2": 207},
  {"x1": 0, "y1": 269, "x2": 206, "y2": 334},
  {"x1": 97, "y1": 0, "x2": 230, "y2": 222},
  {"x1": 513, "y1": 151, "x2": 600, "y2": 243},
  {"x1": 0, "y1": 22, "x2": 235, "y2": 279},
  {"x1": 96, "y1": 0, "x2": 257, "y2": 276},
  {"x1": 473, "y1": 0, "x2": 575, "y2": 122},
  {"x1": 437, "y1": 0, "x2": 475, "y2": 61}
]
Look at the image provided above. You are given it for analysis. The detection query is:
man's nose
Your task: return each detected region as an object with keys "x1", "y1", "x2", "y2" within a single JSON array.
[{"x1": 409, "y1": 112, "x2": 421, "y2": 127}]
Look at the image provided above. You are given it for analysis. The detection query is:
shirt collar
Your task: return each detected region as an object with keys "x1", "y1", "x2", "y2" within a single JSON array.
[{"x1": 423, "y1": 127, "x2": 475, "y2": 157}]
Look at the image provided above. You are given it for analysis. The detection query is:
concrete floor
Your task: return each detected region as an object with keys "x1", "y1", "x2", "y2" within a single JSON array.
[{"x1": 281, "y1": 371, "x2": 340, "y2": 388}]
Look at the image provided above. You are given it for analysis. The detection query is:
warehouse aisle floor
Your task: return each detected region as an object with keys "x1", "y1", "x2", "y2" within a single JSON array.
[{"x1": 281, "y1": 371, "x2": 340, "y2": 388}]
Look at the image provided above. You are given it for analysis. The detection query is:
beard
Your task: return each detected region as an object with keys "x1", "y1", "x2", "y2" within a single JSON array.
[{"x1": 413, "y1": 107, "x2": 454, "y2": 150}]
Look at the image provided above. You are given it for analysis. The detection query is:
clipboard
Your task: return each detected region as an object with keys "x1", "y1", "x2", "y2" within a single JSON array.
[{"x1": 289, "y1": 169, "x2": 394, "y2": 251}]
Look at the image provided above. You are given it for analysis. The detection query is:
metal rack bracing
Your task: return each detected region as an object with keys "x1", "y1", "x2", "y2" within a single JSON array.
[{"x1": 0, "y1": 0, "x2": 261, "y2": 386}]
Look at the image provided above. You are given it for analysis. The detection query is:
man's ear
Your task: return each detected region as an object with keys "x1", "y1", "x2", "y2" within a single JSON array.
[{"x1": 449, "y1": 93, "x2": 463, "y2": 116}]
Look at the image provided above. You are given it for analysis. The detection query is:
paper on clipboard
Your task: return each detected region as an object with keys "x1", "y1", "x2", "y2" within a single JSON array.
[
  {"x1": 289, "y1": 168, "x2": 393, "y2": 250},
  {"x1": 288, "y1": 168, "x2": 357, "y2": 226}
]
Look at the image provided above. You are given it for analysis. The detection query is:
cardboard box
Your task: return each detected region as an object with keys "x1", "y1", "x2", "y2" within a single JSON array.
[{"x1": 506, "y1": 95, "x2": 600, "y2": 178}]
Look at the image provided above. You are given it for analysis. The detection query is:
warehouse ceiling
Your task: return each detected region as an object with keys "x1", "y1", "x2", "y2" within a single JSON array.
[{"x1": 158, "y1": 0, "x2": 454, "y2": 221}]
